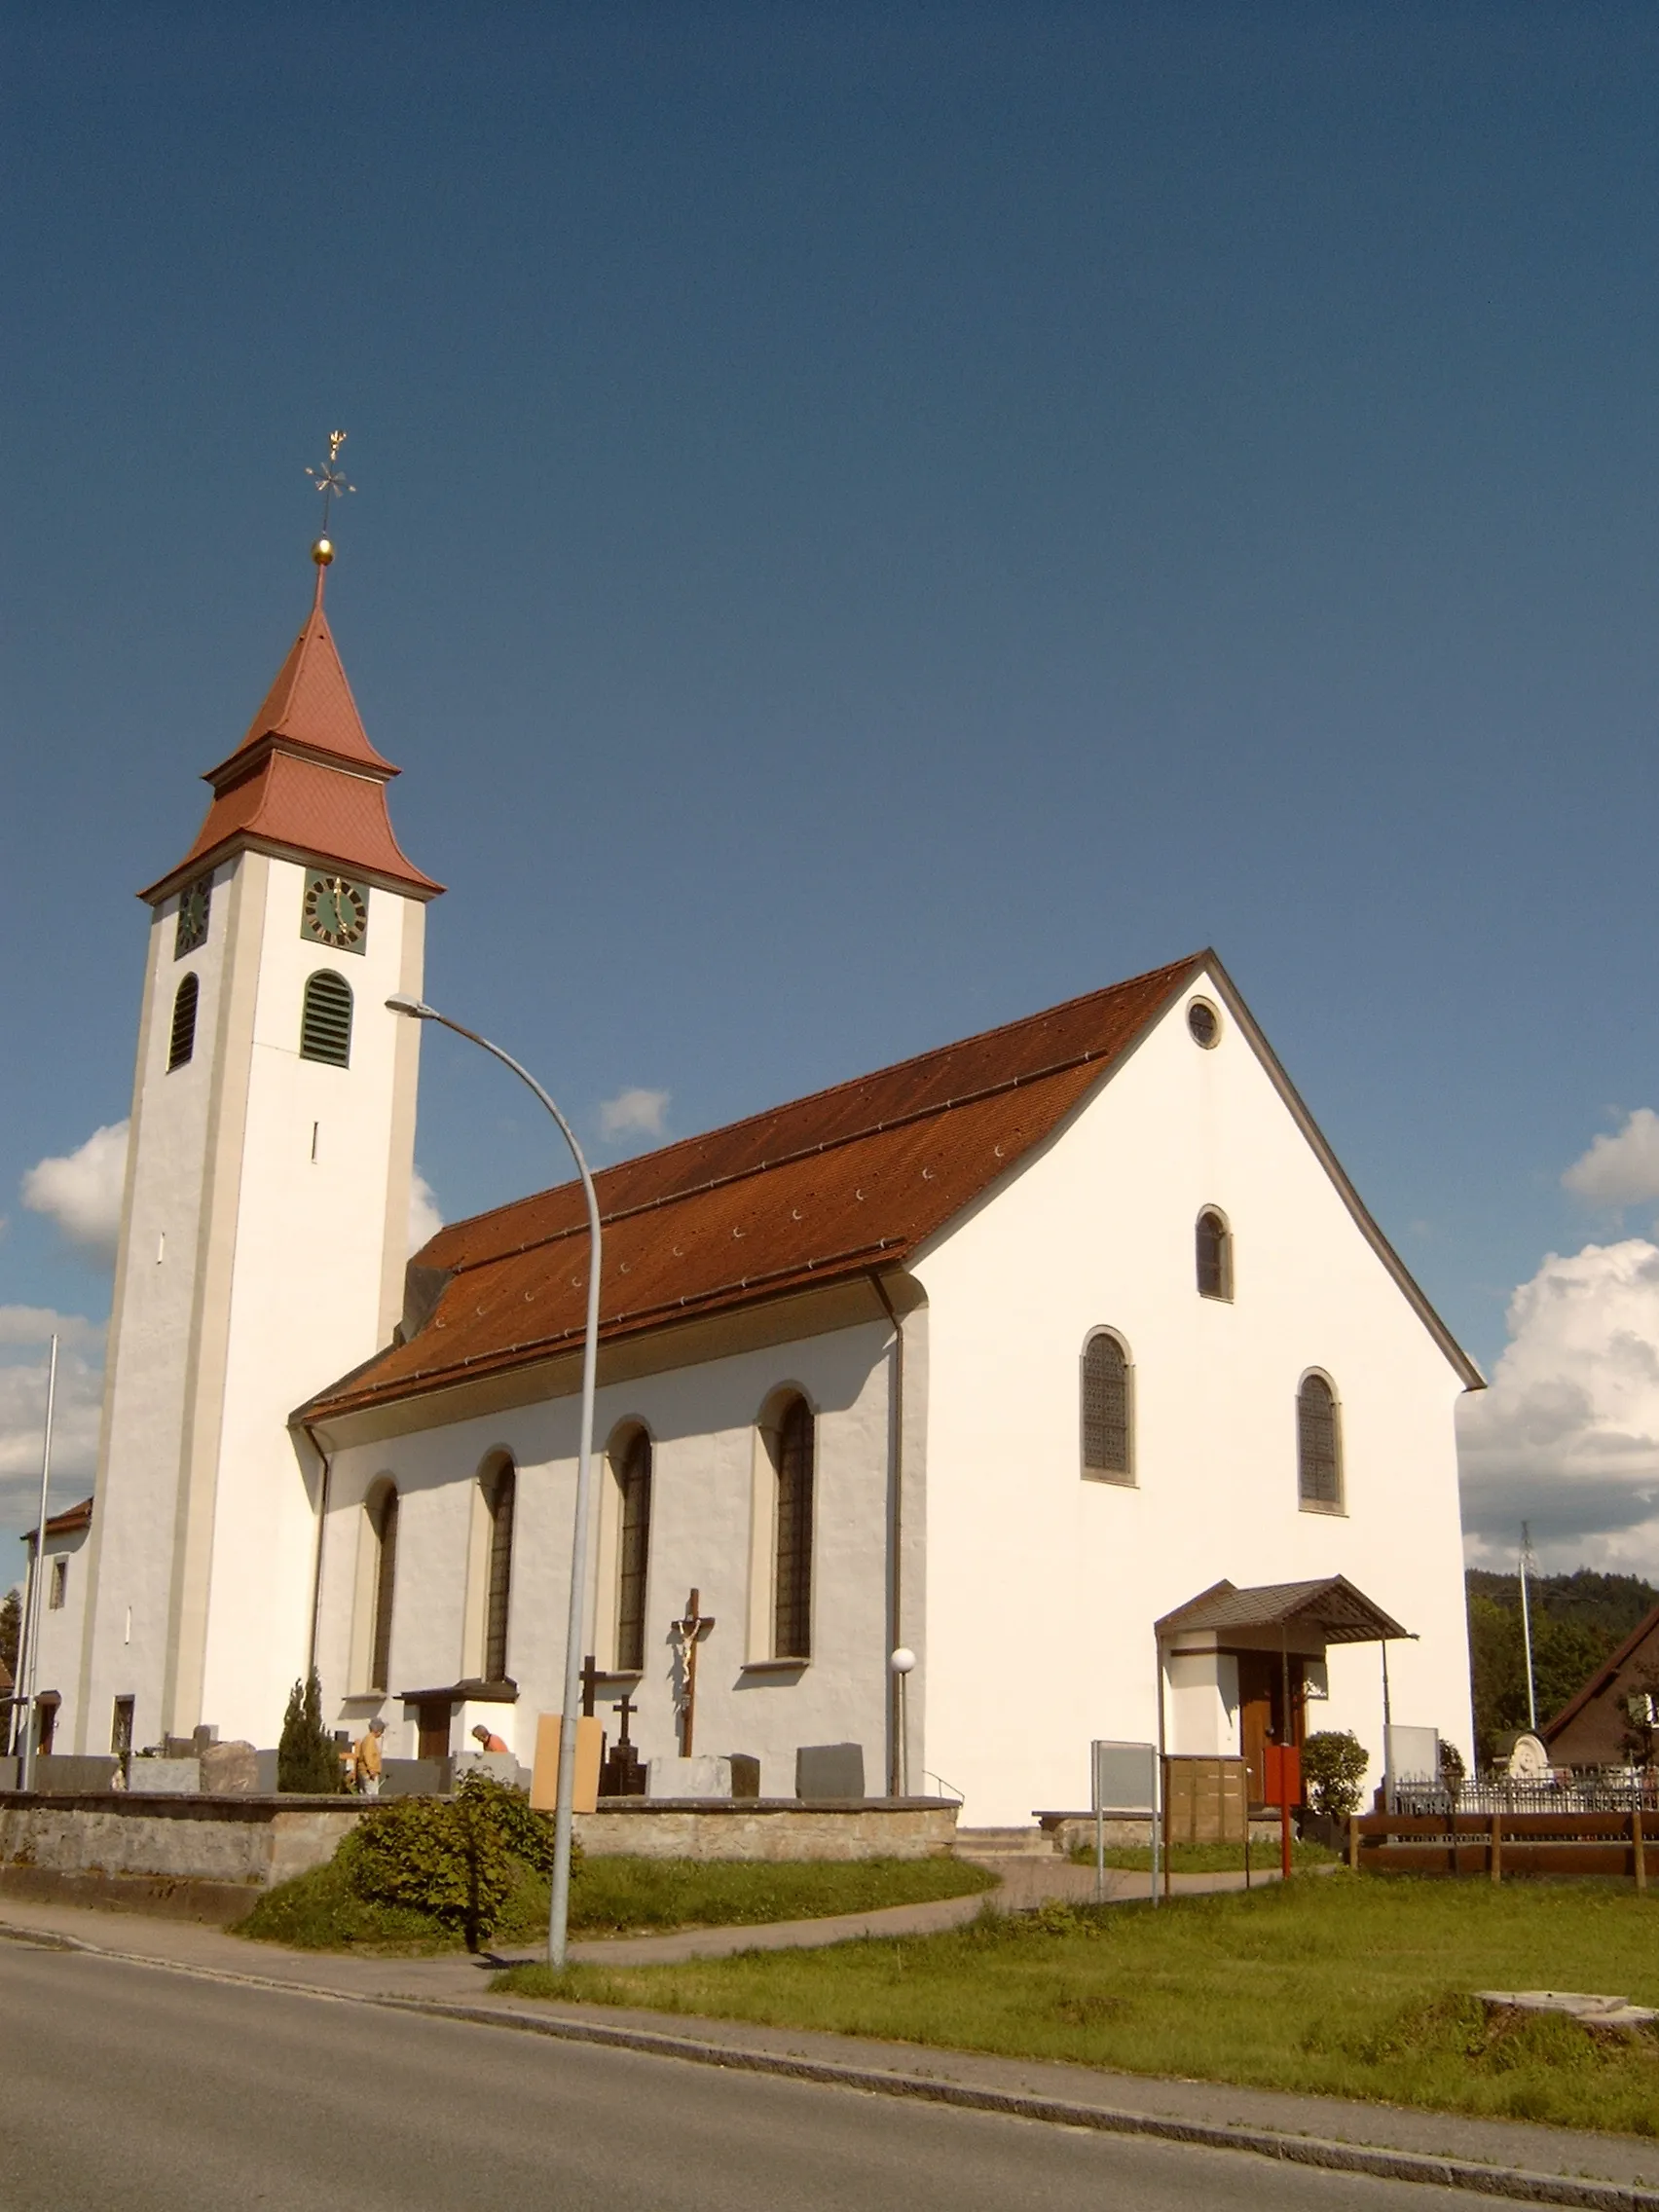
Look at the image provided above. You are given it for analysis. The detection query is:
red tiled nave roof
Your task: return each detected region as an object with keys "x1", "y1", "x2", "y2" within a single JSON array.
[{"x1": 303, "y1": 954, "x2": 1206, "y2": 1420}]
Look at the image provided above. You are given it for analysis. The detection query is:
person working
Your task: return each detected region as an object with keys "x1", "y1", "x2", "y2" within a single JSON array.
[
  {"x1": 353, "y1": 1716, "x2": 387, "y2": 1795},
  {"x1": 471, "y1": 1722, "x2": 509, "y2": 1755}
]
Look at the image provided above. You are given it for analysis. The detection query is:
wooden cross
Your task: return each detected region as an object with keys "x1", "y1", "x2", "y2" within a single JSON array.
[
  {"x1": 674, "y1": 1587, "x2": 716, "y2": 1756},
  {"x1": 611, "y1": 1690, "x2": 638, "y2": 1747},
  {"x1": 579, "y1": 1652, "x2": 602, "y2": 1718}
]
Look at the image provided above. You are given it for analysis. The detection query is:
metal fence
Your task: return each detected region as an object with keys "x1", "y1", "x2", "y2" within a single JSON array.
[{"x1": 1394, "y1": 1775, "x2": 1659, "y2": 1817}]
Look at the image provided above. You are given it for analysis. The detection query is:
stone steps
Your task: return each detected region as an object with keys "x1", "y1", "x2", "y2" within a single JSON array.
[{"x1": 954, "y1": 1825, "x2": 1058, "y2": 1858}]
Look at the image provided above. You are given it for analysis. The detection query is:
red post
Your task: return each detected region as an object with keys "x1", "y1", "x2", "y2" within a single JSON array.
[{"x1": 1265, "y1": 1744, "x2": 1300, "y2": 1880}]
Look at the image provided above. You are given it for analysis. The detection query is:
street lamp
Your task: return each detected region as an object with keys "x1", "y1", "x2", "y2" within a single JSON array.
[{"x1": 387, "y1": 993, "x2": 601, "y2": 1970}]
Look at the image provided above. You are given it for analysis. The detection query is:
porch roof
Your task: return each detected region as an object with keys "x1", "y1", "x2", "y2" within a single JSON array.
[{"x1": 1156, "y1": 1575, "x2": 1410, "y2": 1647}]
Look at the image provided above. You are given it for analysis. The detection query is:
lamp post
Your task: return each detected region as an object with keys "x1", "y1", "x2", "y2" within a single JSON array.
[{"x1": 387, "y1": 995, "x2": 601, "y2": 1970}]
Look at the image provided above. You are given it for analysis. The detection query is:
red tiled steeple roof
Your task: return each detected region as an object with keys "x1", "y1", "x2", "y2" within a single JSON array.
[{"x1": 139, "y1": 569, "x2": 442, "y2": 903}]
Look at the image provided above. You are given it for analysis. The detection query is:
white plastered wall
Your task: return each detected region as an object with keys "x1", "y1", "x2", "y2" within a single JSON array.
[
  {"x1": 911, "y1": 968, "x2": 1474, "y2": 1825},
  {"x1": 312, "y1": 1314, "x2": 899, "y2": 1796},
  {"x1": 76, "y1": 851, "x2": 425, "y2": 1754}
]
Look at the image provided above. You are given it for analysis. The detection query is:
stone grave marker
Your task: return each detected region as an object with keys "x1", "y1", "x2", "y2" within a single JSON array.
[{"x1": 795, "y1": 1743, "x2": 865, "y2": 1800}]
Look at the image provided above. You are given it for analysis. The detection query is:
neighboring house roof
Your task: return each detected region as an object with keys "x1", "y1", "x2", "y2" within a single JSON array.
[
  {"x1": 303, "y1": 950, "x2": 1479, "y2": 1426},
  {"x1": 140, "y1": 577, "x2": 441, "y2": 903},
  {"x1": 1541, "y1": 1601, "x2": 1659, "y2": 1746},
  {"x1": 20, "y1": 1496, "x2": 93, "y2": 1549},
  {"x1": 1157, "y1": 1576, "x2": 1410, "y2": 1646}
]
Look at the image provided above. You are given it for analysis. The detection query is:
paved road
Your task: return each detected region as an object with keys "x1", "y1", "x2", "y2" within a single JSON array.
[{"x1": 1, "y1": 1939, "x2": 1478, "y2": 2210}]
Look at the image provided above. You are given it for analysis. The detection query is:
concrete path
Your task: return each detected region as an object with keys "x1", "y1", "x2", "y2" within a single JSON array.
[{"x1": 4, "y1": 1889, "x2": 1658, "y2": 2204}]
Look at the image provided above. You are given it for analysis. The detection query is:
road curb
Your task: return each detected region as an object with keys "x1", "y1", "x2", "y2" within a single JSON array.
[{"x1": 6, "y1": 1918, "x2": 1656, "y2": 2207}]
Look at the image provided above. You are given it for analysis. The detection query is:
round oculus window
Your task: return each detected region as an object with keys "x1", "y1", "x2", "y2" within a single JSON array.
[{"x1": 1187, "y1": 999, "x2": 1221, "y2": 1049}]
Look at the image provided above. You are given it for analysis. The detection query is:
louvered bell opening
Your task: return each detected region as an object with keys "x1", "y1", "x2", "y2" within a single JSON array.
[
  {"x1": 300, "y1": 973, "x2": 353, "y2": 1067},
  {"x1": 167, "y1": 975, "x2": 200, "y2": 1071}
]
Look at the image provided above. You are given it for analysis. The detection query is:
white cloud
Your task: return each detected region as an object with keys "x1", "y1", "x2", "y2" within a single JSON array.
[
  {"x1": 0, "y1": 1309, "x2": 105, "y2": 1549},
  {"x1": 1563, "y1": 1108, "x2": 1659, "y2": 1210},
  {"x1": 1457, "y1": 1238, "x2": 1659, "y2": 1572},
  {"x1": 599, "y1": 1087, "x2": 671, "y2": 1144},
  {"x1": 408, "y1": 1169, "x2": 443, "y2": 1255},
  {"x1": 20, "y1": 1122, "x2": 129, "y2": 1262}
]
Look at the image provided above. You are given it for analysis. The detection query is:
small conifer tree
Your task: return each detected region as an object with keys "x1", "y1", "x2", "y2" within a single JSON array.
[{"x1": 277, "y1": 1668, "x2": 345, "y2": 1793}]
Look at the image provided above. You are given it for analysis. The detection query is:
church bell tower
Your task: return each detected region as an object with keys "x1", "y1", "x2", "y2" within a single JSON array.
[{"x1": 73, "y1": 523, "x2": 442, "y2": 1752}]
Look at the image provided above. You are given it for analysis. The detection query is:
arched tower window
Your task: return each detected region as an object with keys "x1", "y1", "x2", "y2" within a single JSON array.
[
  {"x1": 481, "y1": 1457, "x2": 516, "y2": 1681},
  {"x1": 1297, "y1": 1374, "x2": 1343, "y2": 1511},
  {"x1": 613, "y1": 1428, "x2": 652, "y2": 1673},
  {"x1": 300, "y1": 971, "x2": 353, "y2": 1066},
  {"x1": 367, "y1": 1482, "x2": 399, "y2": 1691},
  {"x1": 167, "y1": 974, "x2": 200, "y2": 1071},
  {"x1": 771, "y1": 1395, "x2": 815, "y2": 1661},
  {"x1": 1081, "y1": 1332, "x2": 1133, "y2": 1481},
  {"x1": 1196, "y1": 1207, "x2": 1234, "y2": 1301}
]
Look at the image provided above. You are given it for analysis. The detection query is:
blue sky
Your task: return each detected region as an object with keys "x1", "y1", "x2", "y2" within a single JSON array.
[{"x1": 6, "y1": 4, "x2": 1659, "y2": 1568}]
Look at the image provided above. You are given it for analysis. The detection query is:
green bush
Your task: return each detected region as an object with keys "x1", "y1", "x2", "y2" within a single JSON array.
[
  {"x1": 1302, "y1": 1729, "x2": 1369, "y2": 1819},
  {"x1": 276, "y1": 1670, "x2": 346, "y2": 1794},
  {"x1": 346, "y1": 1771, "x2": 570, "y2": 1951}
]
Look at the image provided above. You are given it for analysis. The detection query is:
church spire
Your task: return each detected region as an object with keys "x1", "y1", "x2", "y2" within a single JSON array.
[{"x1": 138, "y1": 463, "x2": 442, "y2": 903}]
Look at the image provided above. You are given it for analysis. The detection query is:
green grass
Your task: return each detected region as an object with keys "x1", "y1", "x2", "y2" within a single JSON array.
[
  {"x1": 236, "y1": 1852, "x2": 992, "y2": 1954},
  {"x1": 1069, "y1": 1838, "x2": 1337, "y2": 1873},
  {"x1": 491, "y1": 1875, "x2": 1659, "y2": 2138}
]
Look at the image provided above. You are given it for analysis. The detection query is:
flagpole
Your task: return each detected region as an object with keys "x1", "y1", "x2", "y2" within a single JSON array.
[{"x1": 17, "y1": 1335, "x2": 58, "y2": 1786}]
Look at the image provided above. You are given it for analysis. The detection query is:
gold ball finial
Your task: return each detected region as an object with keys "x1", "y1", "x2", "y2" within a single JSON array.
[{"x1": 312, "y1": 536, "x2": 335, "y2": 567}]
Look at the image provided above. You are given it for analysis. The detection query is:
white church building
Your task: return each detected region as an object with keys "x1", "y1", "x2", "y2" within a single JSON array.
[{"x1": 47, "y1": 551, "x2": 1482, "y2": 1824}]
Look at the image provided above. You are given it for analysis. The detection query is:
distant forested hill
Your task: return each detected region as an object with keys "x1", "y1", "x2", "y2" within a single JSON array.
[{"x1": 1464, "y1": 1570, "x2": 1659, "y2": 1764}]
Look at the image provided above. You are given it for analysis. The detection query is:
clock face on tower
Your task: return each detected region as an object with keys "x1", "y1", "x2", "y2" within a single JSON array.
[
  {"x1": 174, "y1": 873, "x2": 212, "y2": 958},
  {"x1": 301, "y1": 872, "x2": 370, "y2": 953}
]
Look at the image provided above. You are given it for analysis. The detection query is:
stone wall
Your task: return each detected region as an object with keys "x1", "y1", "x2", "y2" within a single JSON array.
[
  {"x1": 0, "y1": 1791, "x2": 958, "y2": 1921},
  {"x1": 571, "y1": 1798, "x2": 959, "y2": 1861},
  {"x1": 0, "y1": 1793, "x2": 363, "y2": 1921}
]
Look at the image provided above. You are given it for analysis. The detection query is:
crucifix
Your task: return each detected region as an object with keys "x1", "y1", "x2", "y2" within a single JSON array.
[{"x1": 674, "y1": 1587, "x2": 716, "y2": 1756}]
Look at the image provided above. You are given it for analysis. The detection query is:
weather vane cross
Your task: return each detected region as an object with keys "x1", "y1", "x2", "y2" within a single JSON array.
[{"x1": 305, "y1": 428, "x2": 356, "y2": 538}]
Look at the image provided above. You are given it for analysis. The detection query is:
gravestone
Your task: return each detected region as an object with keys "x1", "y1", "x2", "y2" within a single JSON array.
[
  {"x1": 29, "y1": 1754, "x2": 120, "y2": 1794},
  {"x1": 0, "y1": 1757, "x2": 18, "y2": 1792},
  {"x1": 382, "y1": 1756, "x2": 451, "y2": 1798},
  {"x1": 128, "y1": 1756, "x2": 201, "y2": 1793},
  {"x1": 200, "y1": 1739, "x2": 259, "y2": 1794},
  {"x1": 728, "y1": 1753, "x2": 761, "y2": 1800},
  {"x1": 647, "y1": 1753, "x2": 731, "y2": 1800},
  {"x1": 600, "y1": 1689, "x2": 646, "y2": 1797},
  {"x1": 795, "y1": 1743, "x2": 865, "y2": 1801},
  {"x1": 254, "y1": 1749, "x2": 279, "y2": 1793}
]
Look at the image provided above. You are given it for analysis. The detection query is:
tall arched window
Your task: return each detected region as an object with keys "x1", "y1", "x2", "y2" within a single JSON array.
[
  {"x1": 481, "y1": 1457, "x2": 516, "y2": 1680},
  {"x1": 367, "y1": 1482, "x2": 399, "y2": 1691},
  {"x1": 1297, "y1": 1374, "x2": 1343, "y2": 1511},
  {"x1": 772, "y1": 1395, "x2": 815, "y2": 1660},
  {"x1": 300, "y1": 971, "x2": 353, "y2": 1066},
  {"x1": 167, "y1": 974, "x2": 200, "y2": 1071},
  {"x1": 614, "y1": 1428, "x2": 652, "y2": 1673},
  {"x1": 1081, "y1": 1332, "x2": 1133, "y2": 1481},
  {"x1": 1196, "y1": 1207, "x2": 1234, "y2": 1301}
]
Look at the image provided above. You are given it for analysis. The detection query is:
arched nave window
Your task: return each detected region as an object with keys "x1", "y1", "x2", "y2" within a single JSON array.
[
  {"x1": 367, "y1": 1481, "x2": 399, "y2": 1691},
  {"x1": 612, "y1": 1427, "x2": 652, "y2": 1673},
  {"x1": 1297, "y1": 1374, "x2": 1344, "y2": 1512},
  {"x1": 481, "y1": 1456, "x2": 516, "y2": 1681},
  {"x1": 1081, "y1": 1331, "x2": 1133, "y2": 1482},
  {"x1": 1196, "y1": 1207, "x2": 1234, "y2": 1301},
  {"x1": 771, "y1": 1395, "x2": 815, "y2": 1661},
  {"x1": 167, "y1": 974, "x2": 200, "y2": 1071},
  {"x1": 300, "y1": 971, "x2": 353, "y2": 1067}
]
